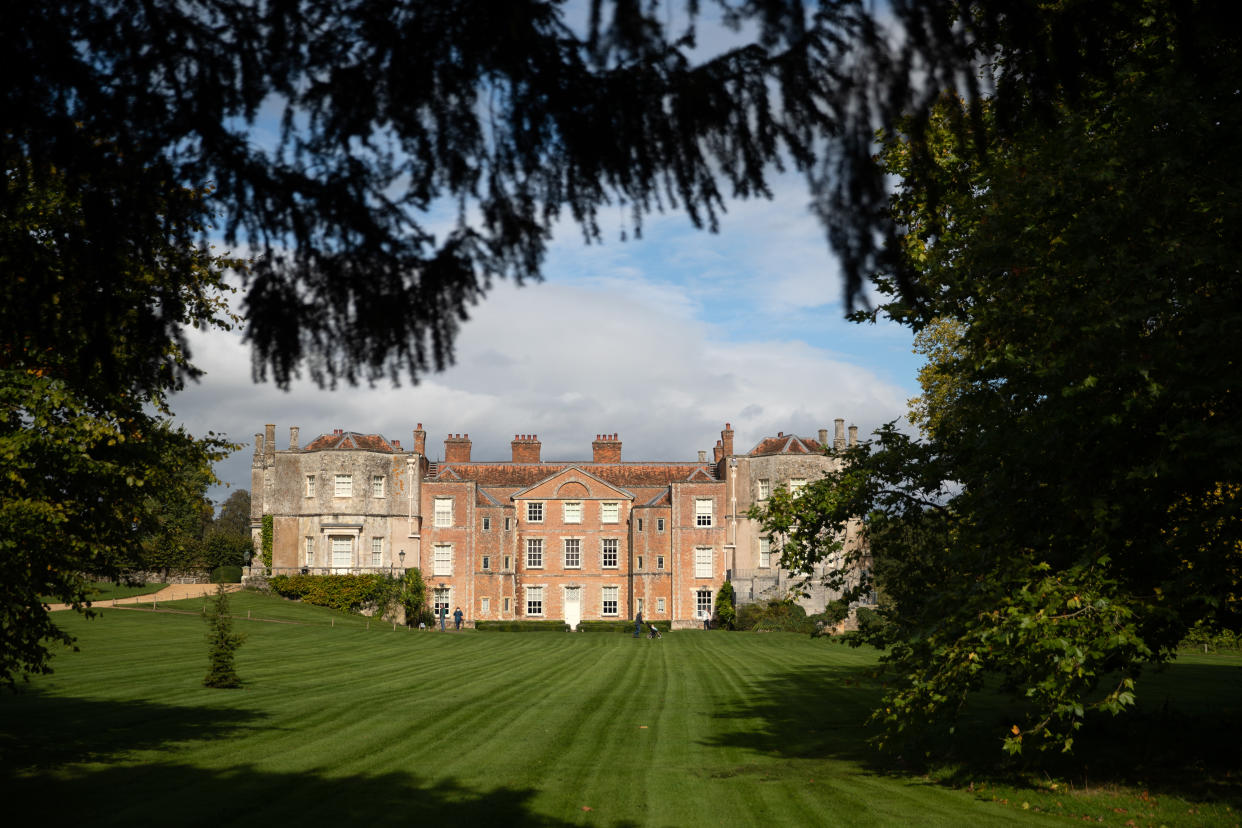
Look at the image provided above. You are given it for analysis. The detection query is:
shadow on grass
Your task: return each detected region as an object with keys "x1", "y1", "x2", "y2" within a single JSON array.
[
  {"x1": 0, "y1": 691, "x2": 265, "y2": 771},
  {"x1": 707, "y1": 656, "x2": 1242, "y2": 808},
  {"x1": 0, "y1": 693, "x2": 594, "y2": 828},
  {"x1": 2, "y1": 762, "x2": 588, "y2": 827},
  {"x1": 705, "y1": 661, "x2": 884, "y2": 766}
]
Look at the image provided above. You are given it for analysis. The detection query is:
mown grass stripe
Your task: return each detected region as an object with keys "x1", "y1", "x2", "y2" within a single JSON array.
[{"x1": 8, "y1": 592, "x2": 1237, "y2": 827}]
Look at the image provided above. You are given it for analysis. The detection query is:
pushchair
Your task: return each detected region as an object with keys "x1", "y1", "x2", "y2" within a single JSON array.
[{"x1": 647, "y1": 624, "x2": 662, "y2": 639}]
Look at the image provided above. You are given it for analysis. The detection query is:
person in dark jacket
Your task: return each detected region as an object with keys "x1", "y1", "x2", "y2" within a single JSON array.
[
  {"x1": 453, "y1": 606, "x2": 463, "y2": 630},
  {"x1": 634, "y1": 610, "x2": 643, "y2": 638}
]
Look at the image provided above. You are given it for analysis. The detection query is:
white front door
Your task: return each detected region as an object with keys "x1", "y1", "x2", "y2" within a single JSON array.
[{"x1": 564, "y1": 586, "x2": 582, "y2": 630}]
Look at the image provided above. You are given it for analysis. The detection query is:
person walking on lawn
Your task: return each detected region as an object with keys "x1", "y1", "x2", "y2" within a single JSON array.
[
  {"x1": 453, "y1": 606, "x2": 463, "y2": 630},
  {"x1": 634, "y1": 610, "x2": 643, "y2": 638}
]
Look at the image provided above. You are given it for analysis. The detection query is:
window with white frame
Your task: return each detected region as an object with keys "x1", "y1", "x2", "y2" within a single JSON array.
[
  {"x1": 305, "y1": 475, "x2": 316, "y2": 497},
  {"x1": 371, "y1": 537, "x2": 383, "y2": 566},
  {"x1": 757, "y1": 478, "x2": 770, "y2": 499},
  {"x1": 563, "y1": 538, "x2": 581, "y2": 568},
  {"x1": 305, "y1": 536, "x2": 314, "y2": 565},
  {"x1": 563, "y1": 501, "x2": 582, "y2": 523},
  {"x1": 696, "y1": 589, "x2": 713, "y2": 618},
  {"x1": 433, "y1": 543, "x2": 453, "y2": 576},
  {"x1": 602, "y1": 586, "x2": 619, "y2": 616},
  {"x1": 636, "y1": 597, "x2": 644, "y2": 615},
  {"x1": 504, "y1": 517, "x2": 512, "y2": 531},
  {"x1": 636, "y1": 555, "x2": 644, "y2": 570},
  {"x1": 790, "y1": 478, "x2": 807, "y2": 494},
  {"x1": 526, "y1": 501, "x2": 544, "y2": 522},
  {"x1": 758, "y1": 538, "x2": 771, "y2": 569},
  {"x1": 637, "y1": 517, "x2": 644, "y2": 531},
  {"x1": 433, "y1": 497, "x2": 453, "y2": 527},
  {"x1": 504, "y1": 597, "x2": 512, "y2": 613},
  {"x1": 372, "y1": 475, "x2": 385, "y2": 497},
  {"x1": 657, "y1": 555, "x2": 665, "y2": 570},
  {"x1": 480, "y1": 597, "x2": 490, "y2": 615},
  {"x1": 601, "y1": 538, "x2": 618, "y2": 568},
  {"x1": 695, "y1": 547, "x2": 713, "y2": 578},
  {"x1": 434, "y1": 587, "x2": 451, "y2": 616},
  {"x1": 482, "y1": 516, "x2": 491, "y2": 531},
  {"x1": 657, "y1": 518, "x2": 665, "y2": 532},
  {"x1": 526, "y1": 538, "x2": 543, "y2": 568},
  {"x1": 481, "y1": 555, "x2": 490, "y2": 570},
  {"x1": 334, "y1": 474, "x2": 352, "y2": 497},
  {"x1": 601, "y1": 502, "x2": 620, "y2": 523},
  {"x1": 331, "y1": 535, "x2": 353, "y2": 567},
  {"x1": 657, "y1": 597, "x2": 666, "y2": 613},
  {"x1": 695, "y1": 498, "x2": 713, "y2": 527},
  {"x1": 503, "y1": 555, "x2": 512, "y2": 570},
  {"x1": 526, "y1": 586, "x2": 544, "y2": 616}
]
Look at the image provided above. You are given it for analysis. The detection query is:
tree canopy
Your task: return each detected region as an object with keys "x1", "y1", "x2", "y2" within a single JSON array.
[
  {"x1": 758, "y1": 1, "x2": 1241, "y2": 755},
  {"x1": 5, "y1": 0, "x2": 1239, "y2": 730}
]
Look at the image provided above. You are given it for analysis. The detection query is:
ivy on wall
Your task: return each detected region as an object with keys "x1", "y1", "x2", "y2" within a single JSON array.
[{"x1": 260, "y1": 514, "x2": 273, "y2": 569}]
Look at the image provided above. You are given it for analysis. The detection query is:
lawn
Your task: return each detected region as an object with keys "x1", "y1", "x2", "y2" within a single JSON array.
[{"x1": 2, "y1": 592, "x2": 1238, "y2": 827}]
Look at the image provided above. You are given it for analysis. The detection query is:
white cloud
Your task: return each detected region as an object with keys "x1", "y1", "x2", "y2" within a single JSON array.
[{"x1": 172, "y1": 274, "x2": 914, "y2": 505}]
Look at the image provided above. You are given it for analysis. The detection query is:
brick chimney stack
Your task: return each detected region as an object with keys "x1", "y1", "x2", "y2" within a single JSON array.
[
  {"x1": 413, "y1": 423, "x2": 426, "y2": 455},
  {"x1": 592, "y1": 433, "x2": 621, "y2": 463},
  {"x1": 833, "y1": 418, "x2": 846, "y2": 452},
  {"x1": 720, "y1": 423, "x2": 734, "y2": 457},
  {"x1": 512, "y1": 434, "x2": 541, "y2": 463},
  {"x1": 289, "y1": 426, "x2": 299, "y2": 451},
  {"x1": 444, "y1": 433, "x2": 471, "y2": 463},
  {"x1": 713, "y1": 439, "x2": 723, "y2": 463}
]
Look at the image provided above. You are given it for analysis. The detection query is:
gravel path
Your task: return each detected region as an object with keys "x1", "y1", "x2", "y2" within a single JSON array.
[{"x1": 46, "y1": 582, "x2": 241, "y2": 611}]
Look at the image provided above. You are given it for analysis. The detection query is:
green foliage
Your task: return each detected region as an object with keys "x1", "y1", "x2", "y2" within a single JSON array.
[
  {"x1": 397, "y1": 568, "x2": 428, "y2": 627},
  {"x1": 210, "y1": 566, "x2": 243, "y2": 585},
  {"x1": 473, "y1": 620, "x2": 570, "y2": 633},
  {"x1": 757, "y1": 2, "x2": 1242, "y2": 758},
  {"x1": 268, "y1": 574, "x2": 397, "y2": 614},
  {"x1": 575, "y1": 620, "x2": 672, "y2": 633},
  {"x1": 203, "y1": 533, "x2": 251, "y2": 572},
  {"x1": 0, "y1": 160, "x2": 239, "y2": 685},
  {"x1": 736, "y1": 600, "x2": 812, "y2": 633},
  {"x1": 212, "y1": 490, "x2": 251, "y2": 538},
  {"x1": 1180, "y1": 622, "x2": 1242, "y2": 653},
  {"x1": 714, "y1": 581, "x2": 736, "y2": 630},
  {"x1": 260, "y1": 515, "x2": 274, "y2": 570},
  {"x1": 202, "y1": 584, "x2": 244, "y2": 688}
]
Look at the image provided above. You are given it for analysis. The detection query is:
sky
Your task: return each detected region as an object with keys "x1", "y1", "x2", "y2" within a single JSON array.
[
  {"x1": 165, "y1": 4, "x2": 924, "y2": 508},
  {"x1": 171, "y1": 173, "x2": 922, "y2": 508}
]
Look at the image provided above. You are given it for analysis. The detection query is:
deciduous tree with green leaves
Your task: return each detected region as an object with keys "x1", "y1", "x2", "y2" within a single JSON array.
[
  {"x1": 759, "y1": 3, "x2": 1241, "y2": 756},
  {"x1": 0, "y1": 165, "x2": 237, "y2": 686}
]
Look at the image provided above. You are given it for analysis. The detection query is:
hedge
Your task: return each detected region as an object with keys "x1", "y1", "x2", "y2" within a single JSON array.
[
  {"x1": 474, "y1": 620, "x2": 570, "y2": 632},
  {"x1": 211, "y1": 565, "x2": 243, "y2": 584},
  {"x1": 268, "y1": 573, "x2": 395, "y2": 613},
  {"x1": 576, "y1": 620, "x2": 671, "y2": 633}
]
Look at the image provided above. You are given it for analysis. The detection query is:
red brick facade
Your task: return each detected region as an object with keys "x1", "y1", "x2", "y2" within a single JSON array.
[{"x1": 252, "y1": 421, "x2": 861, "y2": 627}]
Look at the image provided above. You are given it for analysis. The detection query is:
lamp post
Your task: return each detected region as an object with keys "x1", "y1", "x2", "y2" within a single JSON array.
[{"x1": 399, "y1": 549, "x2": 406, "y2": 575}]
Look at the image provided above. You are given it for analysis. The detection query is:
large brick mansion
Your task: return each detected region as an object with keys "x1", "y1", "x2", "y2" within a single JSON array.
[{"x1": 250, "y1": 420, "x2": 864, "y2": 628}]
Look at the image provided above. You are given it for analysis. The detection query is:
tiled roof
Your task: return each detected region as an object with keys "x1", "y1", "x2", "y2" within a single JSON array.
[
  {"x1": 303, "y1": 431, "x2": 398, "y2": 452},
  {"x1": 432, "y1": 462, "x2": 718, "y2": 487},
  {"x1": 476, "y1": 489, "x2": 503, "y2": 507},
  {"x1": 747, "y1": 434, "x2": 825, "y2": 456}
]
